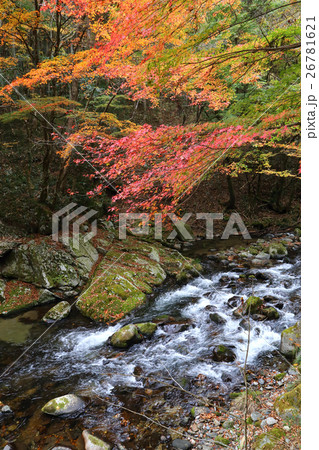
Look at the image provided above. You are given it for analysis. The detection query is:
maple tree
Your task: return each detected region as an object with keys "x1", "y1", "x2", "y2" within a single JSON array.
[{"x1": 0, "y1": 0, "x2": 300, "y2": 223}]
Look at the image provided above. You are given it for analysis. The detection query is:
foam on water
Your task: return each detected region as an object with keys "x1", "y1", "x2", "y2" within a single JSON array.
[{"x1": 3, "y1": 255, "x2": 300, "y2": 395}]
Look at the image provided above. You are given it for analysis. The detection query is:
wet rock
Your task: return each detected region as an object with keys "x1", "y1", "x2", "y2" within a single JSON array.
[
  {"x1": 253, "y1": 428, "x2": 286, "y2": 449},
  {"x1": 135, "y1": 322, "x2": 157, "y2": 337},
  {"x1": 42, "y1": 301, "x2": 71, "y2": 323},
  {"x1": 41, "y1": 394, "x2": 85, "y2": 416},
  {"x1": 212, "y1": 345, "x2": 236, "y2": 362},
  {"x1": 263, "y1": 307, "x2": 280, "y2": 320},
  {"x1": 209, "y1": 313, "x2": 226, "y2": 325},
  {"x1": 110, "y1": 324, "x2": 144, "y2": 348},
  {"x1": 233, "y1": 296, "x2": 263, "y2": 317},
  {"x1": 227, "y1": 296, "x2": 240, "y2": 308},
  {"x1": 172, "y1": 439, "x2": 193, "y2": 449},
  {"x1": 82, "y1": 430, "x2": 111, "y2": 450},
  {"x1": 280, "y1": 322, "x2": 301, "y2": 359}
]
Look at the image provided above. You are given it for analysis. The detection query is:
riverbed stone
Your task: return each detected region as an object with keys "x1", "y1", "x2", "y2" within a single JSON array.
[
  {"x1": 280, "y1": 322, "x2": 300, "y2": 359},
  {"x1": 172, "y1": 439, "x2": 193, "y2": 449},
  {"x1": 209, "y1": 312, "x2": 226, "y2": 325},
  {"x1": 110, "y1": 324, "x2": 144, "y2": 348},
  {"x1": 41, "y1": 394, "x2": 85, "y2": 416},
  {"x1": 82, "y1": 430, "x2": 111, "y2": 450},
  {"x1": 42, "y1": 301, "x2": 71, "y2": 323},
  {"x1": 212, "y1": 345, "x2": 236, "y2": 362}
]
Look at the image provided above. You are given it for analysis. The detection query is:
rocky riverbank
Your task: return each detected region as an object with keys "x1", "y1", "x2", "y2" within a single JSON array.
[
  {"x1": 0, "y1": 228, "x2": 301, "y2": 449},
  {"x1": 0, "y1": 225, "x2": 201, "y2": 320}
]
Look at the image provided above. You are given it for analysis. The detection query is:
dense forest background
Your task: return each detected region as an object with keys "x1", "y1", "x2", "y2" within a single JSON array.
[{"x1": 0, "y1": 0, "x2": 301, "y2": 235}]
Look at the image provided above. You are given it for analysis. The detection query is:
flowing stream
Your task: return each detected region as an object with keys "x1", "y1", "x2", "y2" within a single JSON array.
[{"x1": 0, "y1": 242, "x2": 300, "y2": 449}]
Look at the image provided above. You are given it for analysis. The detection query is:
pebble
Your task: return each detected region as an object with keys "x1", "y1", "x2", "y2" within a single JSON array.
[
  {"x1": 261, "y1": 417, "x2": 278, "y2": 427},
  {"x1": 251, "y1": 411, "x2": 262, "y2": 422},
  {"x1": 258, "y1": 378, "x2": 265, "y2": 385},
  {"x1": 172, "y1": 438, "x2": 193, "y2": 449}
]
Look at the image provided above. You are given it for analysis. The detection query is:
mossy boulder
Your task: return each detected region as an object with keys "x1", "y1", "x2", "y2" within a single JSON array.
[
  {"x1": 280, "y1": 322, "x2": 301, "y2": 359},
  {"x1": 268, "y1": 242, "x2": 288, "y2": 259},
  {"x1": 135, "y1": 322, "x2": 157, "y2": 337},
  {"x1": 274, "y1": 384, "x2": 301, "y2": 422},
  {"x1": 253, "y1": 427, "x2": 286, "y2": 449},
  {"x1": 233, "y1": 296, "x2": 263, "y2": 317},
  {"x1": 110, "y1": 324, "x2": 144, "y2": 348},
  {"x1": 76, "y1": 235, "x2": 201, "y2": 322},
  {"x1": 82, "y1": 430, "x2": 111, "y2": 450},
  {"x1": 212, "y1": 345, "x2": 236, "y2": 362},
  {"x1": 1, "y1": 241, "x2": 81, "y2": 290},
  {"x1": 263, "y1": 307, "x2": 280, "y2": 320},
  {"x1": 41, "y1": 394, "x2": 85, "y2": 416},
  {"x1": 42, "y1": 301, "x2": 71, "y2": 323}
]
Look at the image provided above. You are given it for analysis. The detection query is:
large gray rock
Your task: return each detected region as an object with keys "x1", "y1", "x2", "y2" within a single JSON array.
[
  {"x1": 82, "y1": 430, "x2": 111, "y2": 450},
  {"x1": 1, "y1": 241, "x2": 81, "y2": 289},
  {"x1": 42, "y1": 301, "x2": 71, "y2": 323},
  {"x1": 0, "y1": 236, "x2": 98, "y2": 295},
  {"x1": 280, "y1": 322, "x2": 301, "y2": 358},
  {"x1": 41, "y1": 394, "x2": 85, "y2": 416}
]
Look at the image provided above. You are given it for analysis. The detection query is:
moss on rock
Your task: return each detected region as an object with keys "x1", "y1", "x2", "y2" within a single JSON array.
[
  {"x1": 135, "y1": 322, "x2": 157, "y2": 337},
  {"x1": 110, "y1": 324, "x2": 144, "y2": 348},
  {"x1": 253, "y1": 427, "x2": 286, "y2": 449},
  {"x1": 274, "y1": 384, "x2": 301, "y2": 422},
  {"x1": 280, "y1": 322, "x2": 301, "y2": 359},
  {"x1": 42, "y1": 301, "x2": 71, "y2": 323}
]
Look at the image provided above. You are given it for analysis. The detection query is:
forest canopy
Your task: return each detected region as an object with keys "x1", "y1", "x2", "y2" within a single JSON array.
[{"x1": 0, "y1": 0, "x2": 300, "y2": 228}]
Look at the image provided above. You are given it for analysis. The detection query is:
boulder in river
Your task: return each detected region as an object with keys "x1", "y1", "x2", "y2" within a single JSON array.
[
  {"x1": 135, "y1": 322, "x2": 157, "y2": 337},
  {"x1": 280, "y1": 322, "x2": 301, "y2": 359},
  {"x1": 212, "y1": 345, "x2": 236, "y2": 362},
  {"x1": 82, "y1": 430, "x2": 111, "y2": 450},
  {"x1": 209, "y1": 312, "x2": 226, "y2": 325},
  {"x1": 110, "y1": 324, "x2": 144, "y2": 348},
  {"x1": 42, "y1": 301, "x2": 71, "y2": 323},
  {"x1": 42, "y1": 394, "x2": 85, "y2": 416}
]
